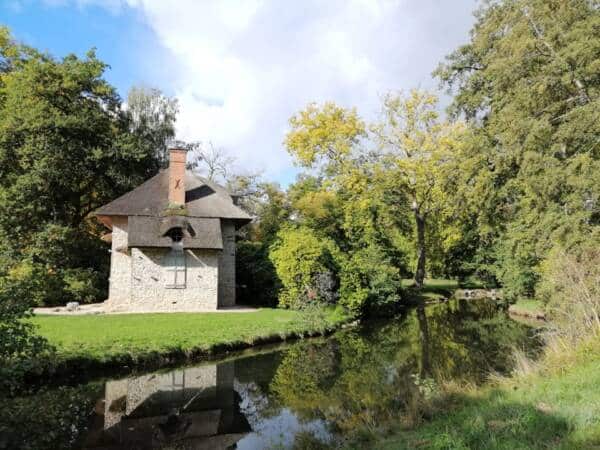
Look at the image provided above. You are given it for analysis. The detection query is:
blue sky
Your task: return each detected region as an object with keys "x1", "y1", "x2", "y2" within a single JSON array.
[
  {"x1": 1, "y1": 2, "x2": 171, "y2": 95},
  {"x1": 1, "y1": 0, "x2": 478, "y2": 185}
]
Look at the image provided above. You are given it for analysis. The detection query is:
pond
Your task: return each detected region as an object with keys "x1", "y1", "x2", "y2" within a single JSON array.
[{"x1": 3, "y1": 299, "x2": 541, "y2": 450}]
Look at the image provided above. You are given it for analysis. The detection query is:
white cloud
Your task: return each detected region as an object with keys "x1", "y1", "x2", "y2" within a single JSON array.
[{"x1": 46, "y1": 0, "x2": 479, "y2": 183}]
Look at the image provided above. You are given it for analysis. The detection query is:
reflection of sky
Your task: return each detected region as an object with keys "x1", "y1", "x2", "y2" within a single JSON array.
[
  {"x1": 237, "y1": 408, "x2": 330, "y2": 450},
  {"x1": 235, "y1": 380, "x2": 331, "y2": 449}
]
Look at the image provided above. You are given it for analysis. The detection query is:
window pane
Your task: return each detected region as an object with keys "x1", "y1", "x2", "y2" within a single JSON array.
[{"x1": 165, "y1": 249, "x2": 186, "y2": 288}]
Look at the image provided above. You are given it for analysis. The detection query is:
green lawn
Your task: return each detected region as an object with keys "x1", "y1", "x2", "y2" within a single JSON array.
[
  {"x1": 401, "y1": 278, "x2": 459, "y2": 290},
  {"x1": 31, "y1": 308, "x2": 348, "y2": 365}
]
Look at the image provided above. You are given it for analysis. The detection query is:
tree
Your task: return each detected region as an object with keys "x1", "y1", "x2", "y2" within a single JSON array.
[
  {"x1": 372, "y1": 90, "x2": 465, "y2": 289},
  {"x1": 284, "y1": 101, "x2": 366, "y2": 176},
  {"x1": 435, "y1": 0, "x2": 600, "y2": 298},
  {"x1": 187, "y1": 141, "x2": 236, "y2": 182},
  {"x1": 0, "y1": 28, "x2": 162, "y2": 306},
  {"x1": 235, "y1": 180, "x2": 288, "y2": 306},
  {"x1": 126, "y1": 85, "x2": 178, "y2": 167}
]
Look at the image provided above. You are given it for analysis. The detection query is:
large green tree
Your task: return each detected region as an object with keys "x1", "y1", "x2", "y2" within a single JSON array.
[
  {"x1": 435, "y1": 0, "x2": 600, "y2": 297},
  {"x1": 0, "y1": 28, "x2": 166, "y2": 306},
  {"x1": 372, "y1": 90, "x2": 467, "y2": 289},
  {"x1": 127, "y1": 85, "x2": 178, "y2": 167},
  {"x1": 282, "y1": 102, "x2": 406, "y2": 313}
]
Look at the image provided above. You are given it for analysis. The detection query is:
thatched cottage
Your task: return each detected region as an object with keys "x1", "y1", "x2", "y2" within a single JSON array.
[{"x1": 94, "y1": 148, "x2": 251, "y2": 312}]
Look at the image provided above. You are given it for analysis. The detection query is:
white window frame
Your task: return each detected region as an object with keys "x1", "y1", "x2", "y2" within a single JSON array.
[{"x1": 165, "y1": 248, "x2": 186, "y2": 289}]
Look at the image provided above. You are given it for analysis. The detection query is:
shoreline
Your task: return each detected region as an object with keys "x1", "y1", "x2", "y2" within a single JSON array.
[
  {"x1": 508, "y1": 300, "x2": 546, "y2": 321},
  {"x1": 28, "y1": 312, "x2": 357, "y2": 386}
]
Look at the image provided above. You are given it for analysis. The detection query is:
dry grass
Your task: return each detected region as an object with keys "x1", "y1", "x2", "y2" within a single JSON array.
[{"x1": 512, "y1": 247, "x2": 600, "y2": 378}]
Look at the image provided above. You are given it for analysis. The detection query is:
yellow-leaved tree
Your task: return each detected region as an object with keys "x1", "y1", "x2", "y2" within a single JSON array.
[{"x1": 372, "y1": 90, "x2": 466, "y2": 289}]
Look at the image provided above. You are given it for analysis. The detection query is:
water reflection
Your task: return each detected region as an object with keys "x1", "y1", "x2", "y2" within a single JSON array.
[
  {"x1": 84, "y1": 362, "x2": 250, "y2": 448},
  {"x1": 78, "y1": 299, "x2": 540, "y2": 449},
  {"x1": 3, "y1": 299, "x2": 541, "y2": 450}
]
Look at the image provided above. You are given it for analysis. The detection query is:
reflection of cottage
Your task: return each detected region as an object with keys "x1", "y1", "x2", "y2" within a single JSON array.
[
  {"x1": 94, "y1": 148, "x2": 251, "y2": 312},
  {"x1": 84, "y1": 362, "x2": 251, "y2": 449}
]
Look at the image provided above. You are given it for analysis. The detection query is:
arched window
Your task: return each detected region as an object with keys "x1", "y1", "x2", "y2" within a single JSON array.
[{"x1": 165, "y1": 227, "x2": 186, "y2": 289}]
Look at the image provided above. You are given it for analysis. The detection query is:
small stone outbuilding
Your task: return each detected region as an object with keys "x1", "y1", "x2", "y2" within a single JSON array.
[{"x1": 94, "y1": 148, "x2": 251, "y2": 312}]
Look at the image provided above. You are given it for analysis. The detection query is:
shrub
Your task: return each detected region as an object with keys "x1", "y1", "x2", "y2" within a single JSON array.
[
  {"x1": 1, "y1": 224, "x2": 110, "y2": 306},
  {"x1": 0, "y1": 263, "x2": 53, "y2": 395},
  {"x1": 537, "y1": 245, "x2": 600, "y2": 342},
  {"x1": 269, "y1": 226, "x2": 340, "y2": 309},
  {"x1": 339, "y1": 245, "x2": 403, "y2": 315}
]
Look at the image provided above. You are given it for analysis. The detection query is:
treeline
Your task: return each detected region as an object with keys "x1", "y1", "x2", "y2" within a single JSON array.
[
  {"x1": 0, "y1": 28, "x2": 180, "y2": 308},
  {"x1": 0, "y1": 0, "x2": 597, "y2": 322},
  {"x1": 0, "y1": 27, "x2": 181, "y2": 390},
  {"x1": 236, "y1": 0, "x2": 599, "y2": 314}
]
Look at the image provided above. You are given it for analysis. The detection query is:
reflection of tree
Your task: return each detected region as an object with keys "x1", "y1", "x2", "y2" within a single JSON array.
[
  {"x1": 270, "y1": 299, "x2": 539, "y2": 435},
  {"x1": 416, "y1": 304, "x2": 432, "y2": 379},
  {"x1": 421, "y1": 300, "x2": 538, "y2": 381},
  {"x1": 271, "y1": 329, "x2": 422, "y2": 433}
]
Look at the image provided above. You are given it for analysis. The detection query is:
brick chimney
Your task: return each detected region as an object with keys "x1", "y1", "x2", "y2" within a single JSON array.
[{"x1": 168, "y1": 148, "x2": 187, "y2": 205}]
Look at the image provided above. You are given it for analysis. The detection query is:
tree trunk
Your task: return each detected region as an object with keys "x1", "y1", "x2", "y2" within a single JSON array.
[{"x1": 414, "y1": 210, "x2": 426, "y2": 289}]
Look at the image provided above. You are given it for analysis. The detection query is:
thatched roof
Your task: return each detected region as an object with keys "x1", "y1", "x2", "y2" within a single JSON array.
[
  {"x1": 128, "y1": 216, "x2": 223, "y2": 249},
  {"x1": 94, "y1": 170, "x2": 251, "y2": 224}
]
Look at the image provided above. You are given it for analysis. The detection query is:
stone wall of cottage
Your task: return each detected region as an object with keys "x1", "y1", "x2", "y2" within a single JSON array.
[
  {"x1": 218, "y1": 219, "x2": 236, "y2": 307},
  {"x1": 107, "y1": 216, "x2": 236, "y2": 311},
  {"x1": 126, "y1": 247, "x2": 219, "y2": 312},
  {"x1": 108, "y1": 217, "x2": 131, "y2": 306}
]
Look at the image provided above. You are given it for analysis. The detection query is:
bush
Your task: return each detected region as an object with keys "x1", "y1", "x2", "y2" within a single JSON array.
[
  {"x1": 339, "y1": 245, "x2": 403, "y2": 315},
  {"x1": 0, "y1": 264, "x2": 53, "y2": 395},
  {"x1": 269, "y1": 226, "x2": 340, "y2": 309},
  {"x1": 537, "y1": 245, "x2": 600, "y2": 342},
  {"x1": 0, "y1": 259, "x2": 104, "y2": 307}
]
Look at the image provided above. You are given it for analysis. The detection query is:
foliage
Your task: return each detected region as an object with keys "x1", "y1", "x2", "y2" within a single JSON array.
[
  {"x1": 435, "y1": 0, "x2": 600, "y2": 298},
  {"x1": 0, "y1": 263, "x2": 53, "y2": 395},
  {"x1": 269, "y1": 226, "x2": 340, "y2": 309},
  {"x1": 0, "y1": 384, "x2": 100, "y2": 450},
  {"x1": 537, "y1": 244, "x2": 600, "y2": 345},
  {"x1": 236, "y1": 240, "x2": 280, "y2": 307},
  {"x1": 126, "y1": 85, "x2": 178, "y2": 167},
  {"x1": 284, "y1": 101, "x2": 366, "y2": 174},
  {"x1": 0, "y1": 28, "x2": 166, "y2": 306},
  {"x1": 338, "y1": 244, "x2": 403, "y2": 314}
]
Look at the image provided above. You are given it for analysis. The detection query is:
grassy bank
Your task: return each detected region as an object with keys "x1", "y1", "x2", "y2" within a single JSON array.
[
  {"x1": 370, "y1": 340, "x2": 600, "y2": 449},
  {"x1": 402, "y1": 278, "x2": 489, "y2": 302},
  {"x1": 358, "y1": 249, "x2": 600, "y2": 449},
  {"x1": 508, "y1": 299, "x2": 546, "y2": 320},
  {"x1": 30, "y1": 307, "x2": 349, "y2": 378}
]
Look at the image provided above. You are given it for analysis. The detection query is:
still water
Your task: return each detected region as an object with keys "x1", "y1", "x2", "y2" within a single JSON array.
[{"x1": 7, "y1": 299, "x2": 541, "y2": 449}]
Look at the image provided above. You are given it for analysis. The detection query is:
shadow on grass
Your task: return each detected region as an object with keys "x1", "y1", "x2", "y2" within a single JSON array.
[{"x1": 371, "y1": 388, "x2": 598, "y2": 450}]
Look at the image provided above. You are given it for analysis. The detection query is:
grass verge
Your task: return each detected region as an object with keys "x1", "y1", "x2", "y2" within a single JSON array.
[
  {"x1": 509, "y1": 299, "x2": 546, "y2": 320},
  {"x1": 30, "y1": 307, "x2": 350, "y2": 381},
  {"x1": 401, "y1": 278, "x2": 490, "y2": 303},
  {"x1": 372, "y1": 345, "x2": 600, "y2": 449}
]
